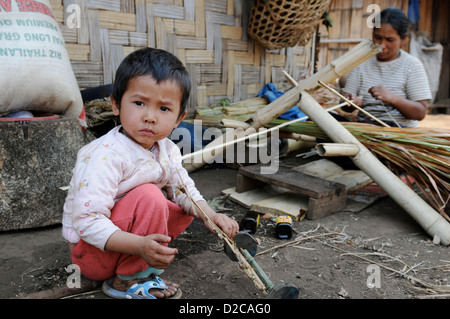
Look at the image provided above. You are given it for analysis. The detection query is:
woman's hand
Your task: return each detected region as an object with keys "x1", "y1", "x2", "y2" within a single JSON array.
[
  {"x1": 368, "y1": 85, "x2": 428, "y2": 120},
  {"x1": 368, "y1": 86, "x2": 396, "y2": 104}
]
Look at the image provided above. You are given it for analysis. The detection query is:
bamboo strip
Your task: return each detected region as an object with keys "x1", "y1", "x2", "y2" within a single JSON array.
[{"x1": 298, "y1": 91, "x2": 450, "y2": 246}]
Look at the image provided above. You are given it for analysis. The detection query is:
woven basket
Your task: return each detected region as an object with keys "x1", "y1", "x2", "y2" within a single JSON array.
[{"x1": 248, "y1": 0, "x2": 332, "y2": 50}]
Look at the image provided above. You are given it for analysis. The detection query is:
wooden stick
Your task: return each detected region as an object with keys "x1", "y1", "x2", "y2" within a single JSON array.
[
  {"x1": 318, "y1": 80, "x2": 390, "y2": 127},
  {"x1": 15, "y1": 278, "x2": 102, "y2": 299},
  {"x1": 176, "y1": 170, "x2": 268, "y2": 294}
]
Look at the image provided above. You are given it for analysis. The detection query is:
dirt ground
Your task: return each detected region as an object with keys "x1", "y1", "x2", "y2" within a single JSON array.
[{"x1": 0, "y1": 114, "x2": 449, "y2": 302}]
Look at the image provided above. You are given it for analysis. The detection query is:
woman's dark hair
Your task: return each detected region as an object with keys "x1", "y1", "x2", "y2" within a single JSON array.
[
  {"x1": 377, "y1": 7, "x2": 411, "y2": 39},
  {"x1": 111, "y1": 48, "x2": 191, "y2": 117}
]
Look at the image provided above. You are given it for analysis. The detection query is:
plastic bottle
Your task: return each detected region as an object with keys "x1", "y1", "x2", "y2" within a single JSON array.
[
  {"x1": 275, "y1": 215, "x2": 293, "y2": 239},
  {"x1": 240, "y1": 212, "x2": 260, "y2": 234}
]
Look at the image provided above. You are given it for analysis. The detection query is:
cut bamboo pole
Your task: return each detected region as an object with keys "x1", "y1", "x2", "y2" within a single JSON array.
[
  {"x1": 248, "y1": 39, "x2": 382, "y2": 129},
  {"x1": 316, "y1": 143, "x2": 359, "y2": 157},
  {"x1": 298, "y1": 91, "x2": 450, "y2": 246},
  {"x1": 182, "y1": 103, "x2": 347, "y2": 170},
  {"x1": 183, "y1": 40, "x2": 380, "y2": 171}
]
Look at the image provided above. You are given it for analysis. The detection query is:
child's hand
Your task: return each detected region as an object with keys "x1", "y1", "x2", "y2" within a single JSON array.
[
  {"x1": 193, "y1": 200, "x2": 239, "y2": 239},
  {"x1": 210, "y1": 212, "x2": 239, "y2": 239},
  {"x1": 139, "y1": 234, "x2": 178, "y2": 269}
]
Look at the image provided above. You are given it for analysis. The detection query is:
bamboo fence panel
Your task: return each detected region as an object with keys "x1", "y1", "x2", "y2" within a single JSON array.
[
  {"x1": 316, "y1": 0, "x2": 409, "y2": 70},
  {"x1": 50, "y1": 0, "x2": 314, "y2": 119}
]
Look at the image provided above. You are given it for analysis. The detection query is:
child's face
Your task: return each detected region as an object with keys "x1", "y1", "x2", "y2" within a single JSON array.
[{"x1": 111, "y1": 75, "x2": 186, "y2": 149}]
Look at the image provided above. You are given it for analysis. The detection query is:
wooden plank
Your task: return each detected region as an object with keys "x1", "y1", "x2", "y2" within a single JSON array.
[
  {"x1": 222, "y1": 186, "x2": 283, "y2": 208},
  {"x1": 293, "y1": 159, "x2": 372, "y2": 192},
  {"x1": 223, "y1": 186, "x2": 308, "y2": 220},
  {"x1": 250, "y1": 193, "x2": 308, "y2": 220}
]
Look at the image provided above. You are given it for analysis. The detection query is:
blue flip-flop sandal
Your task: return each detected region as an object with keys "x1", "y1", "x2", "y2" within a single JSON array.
[{"x1": 102, "y1": 275, "x2": 182, "y2": 299}]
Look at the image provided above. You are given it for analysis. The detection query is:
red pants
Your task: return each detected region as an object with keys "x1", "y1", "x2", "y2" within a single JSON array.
[{"x1": 71, "y1": 184, "x2": 194, "y2": 281}]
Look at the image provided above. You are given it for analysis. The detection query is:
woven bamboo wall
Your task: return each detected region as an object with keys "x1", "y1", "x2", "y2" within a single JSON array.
[
  {"x1": 49, "y1": 0, "x2": 313, "y2": 118},
  {"x1": 317, "y1": 0, "x2": 409, "y2": 70}
]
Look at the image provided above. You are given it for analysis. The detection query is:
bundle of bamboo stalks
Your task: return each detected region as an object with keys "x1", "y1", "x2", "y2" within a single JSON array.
[
  {"x1": 194, "y1": 90, "x2": 450, "y2": 219},
  {"x1": 265, "y1": 120, "x2": 450, "y2": 219}
]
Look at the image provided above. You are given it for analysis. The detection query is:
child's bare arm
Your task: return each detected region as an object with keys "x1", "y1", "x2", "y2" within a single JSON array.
[{"x1": 104, "y1": 231, "x2": 178, "y2": 269}]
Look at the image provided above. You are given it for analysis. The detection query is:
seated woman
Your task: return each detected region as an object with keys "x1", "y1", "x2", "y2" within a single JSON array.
[{"x1": 343, "y1": 7, "x2": 432, "y2": 128}]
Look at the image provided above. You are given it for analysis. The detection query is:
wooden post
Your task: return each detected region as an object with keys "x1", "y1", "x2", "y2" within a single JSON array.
[{"x1": 298, "y1": 91, "x2": 450, "y2": 246}]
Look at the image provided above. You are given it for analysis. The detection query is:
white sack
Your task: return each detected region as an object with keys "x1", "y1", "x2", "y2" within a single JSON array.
[{"x1": 0, "y1": 0, "x2": 82, "y2": 118}]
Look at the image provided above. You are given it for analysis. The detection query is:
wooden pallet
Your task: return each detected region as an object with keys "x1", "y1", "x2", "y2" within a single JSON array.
[
  {"x1": 224, "y1": 159, "x2": 373, "y2": 220},
  {"x1": 235, "y1": 163, "x2": 347, "y2": 220}
]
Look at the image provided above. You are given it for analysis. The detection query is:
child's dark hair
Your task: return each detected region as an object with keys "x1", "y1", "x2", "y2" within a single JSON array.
[
  {"x1": 376, "y1": 7, "x2": 411, "y2": 39},
  {"x1": 112, "y1": 48, "x2": 191, "y2": 118}
]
